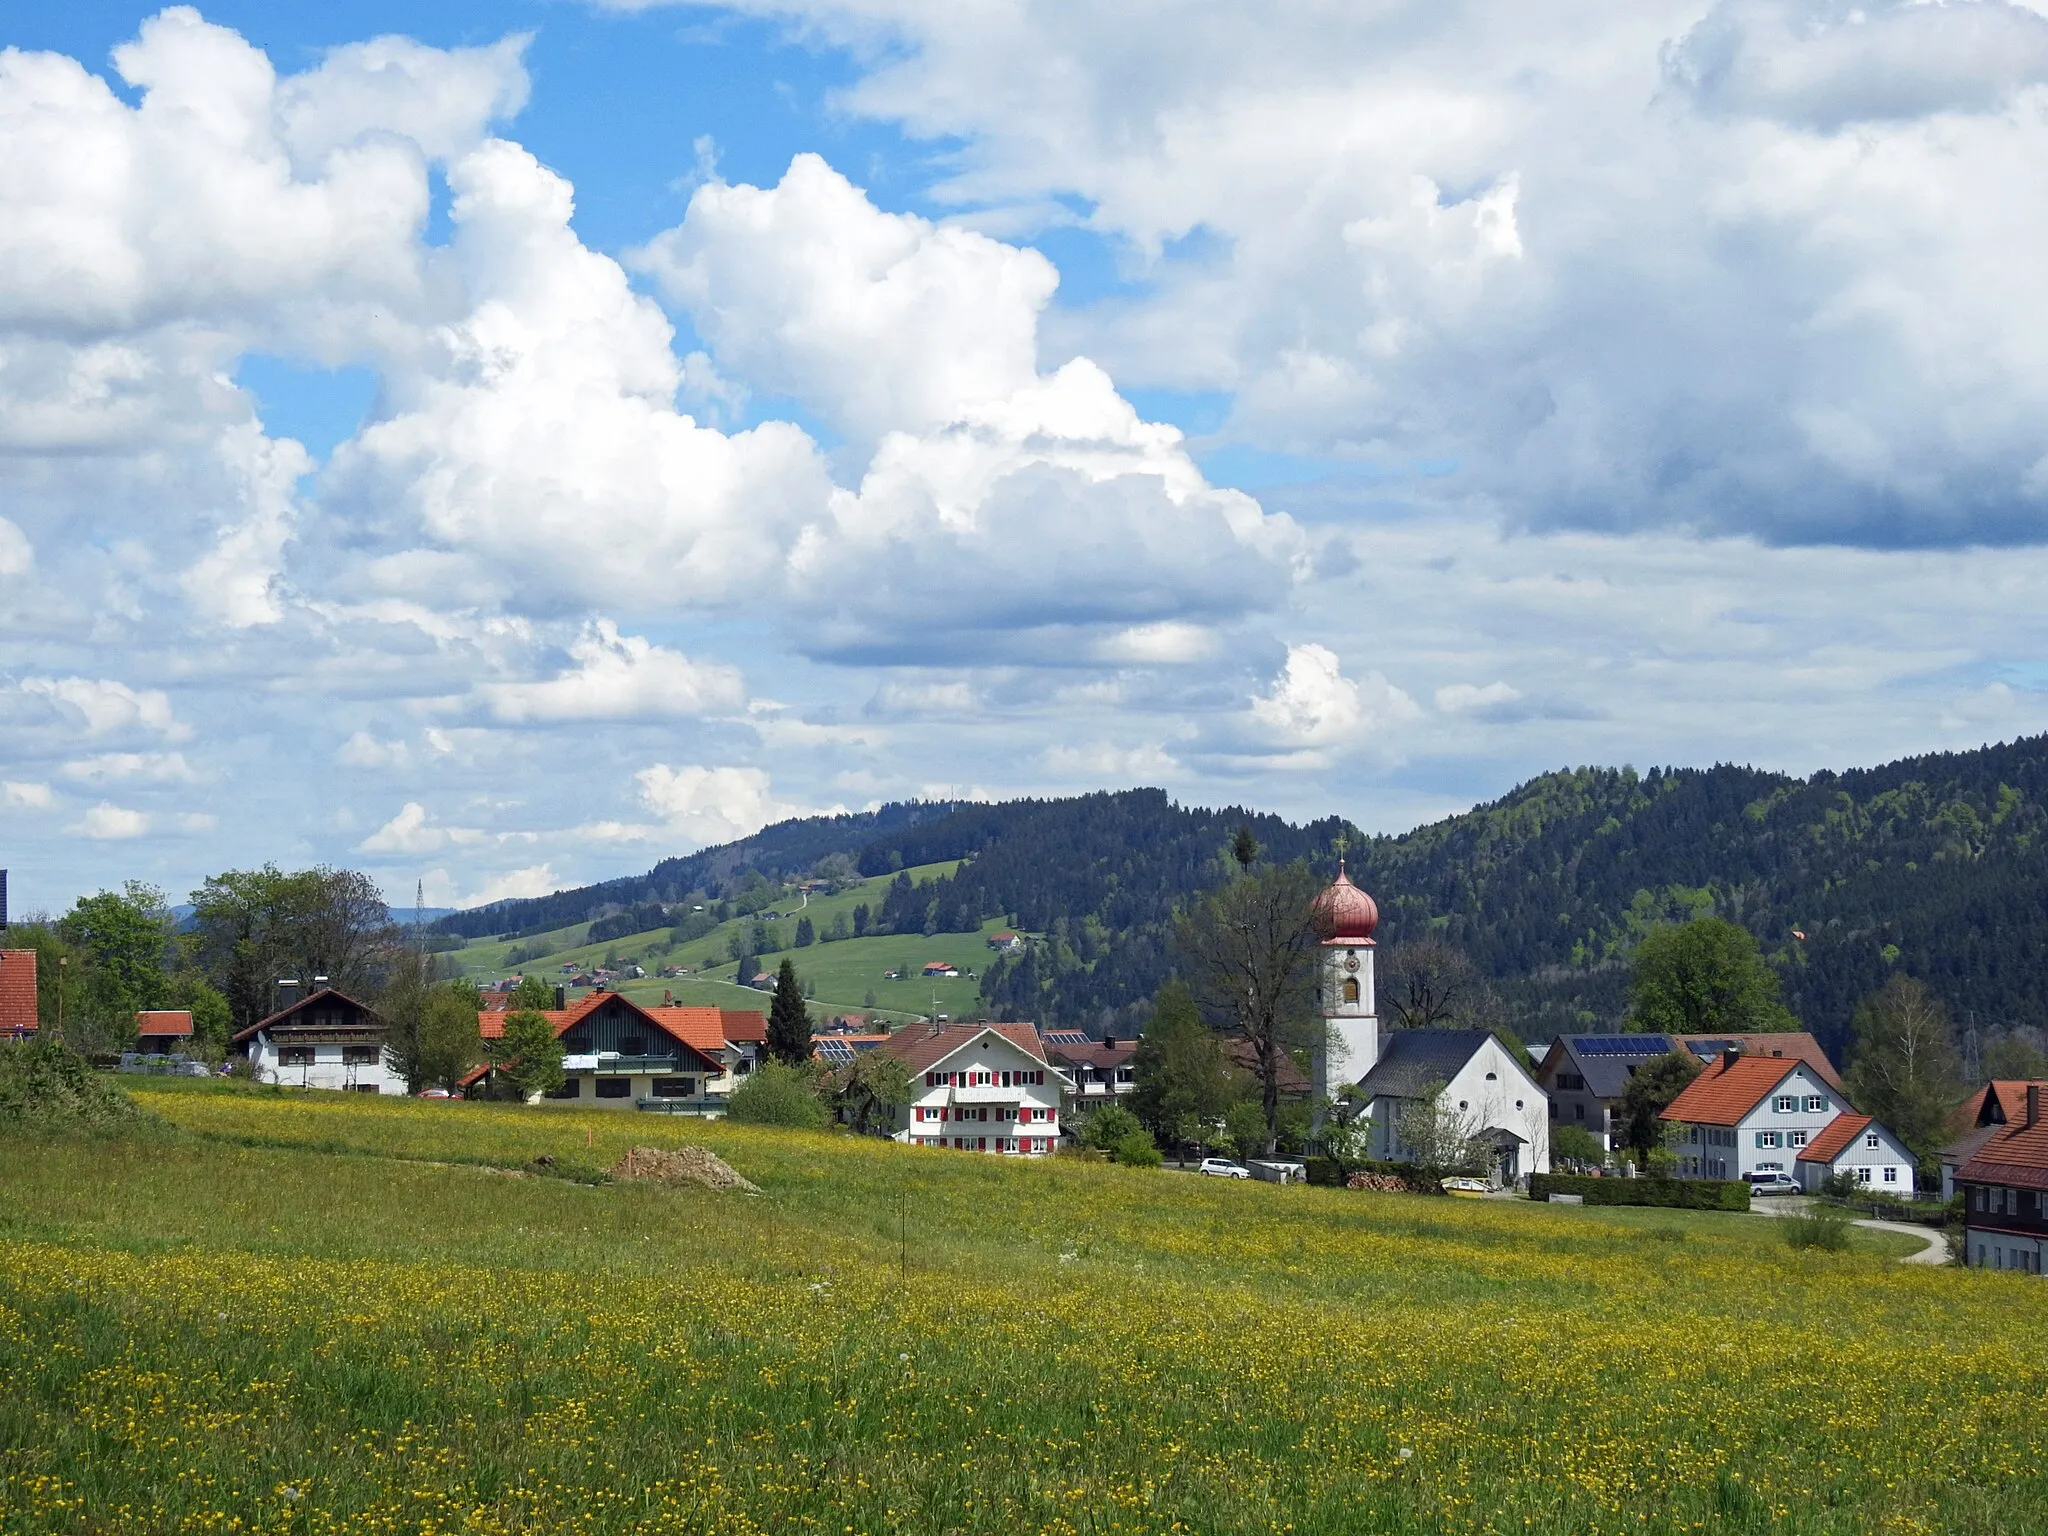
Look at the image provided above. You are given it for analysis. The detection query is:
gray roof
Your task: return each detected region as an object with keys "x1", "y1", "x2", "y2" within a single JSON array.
[
  {"x1": 1556, "y1": 1034, "x2": 1677, "y2": 1100},
  {"x1": 1356, "y1": 1029, "x2": 1497, "y2": 1101}
]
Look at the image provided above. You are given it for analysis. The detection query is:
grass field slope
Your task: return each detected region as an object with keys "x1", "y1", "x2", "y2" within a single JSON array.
[{"x1": 4, "y1": 1083, "x2": 2047, "y2": 1534}]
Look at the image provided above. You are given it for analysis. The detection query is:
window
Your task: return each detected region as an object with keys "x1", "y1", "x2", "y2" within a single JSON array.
[
  {"x1": 1000, "y1": 1070, "x2": 1011, "y2": 1087},
  {"x1": 1484, "y1": 1071, "x2": 1498, "y2": 1082},
  {"x1": 352, "y1": 1083, "x2": 377, "y2": 1093},
  {"x1": 1116, "y1": 1068, "x2": 1133, "y2": 1083},
  {"x1": 1574, "y1": 1103, "x2": 1584, "y2": 1122},
  {"x1": 1805, "y1": 1096, "x2": 1828, "y2": 1112},
  {"x1": 1855, "y1": 1167, "x2": 1871, "y2": 1183},
  {"x1": 548, "y1": 1079, "x2": 581, "y2": 1099},
  {"x1": 1774, "y1": 1096, "x2": 1797, "y2": 1113},
  {"x1": 1756, "y1": 1131, "x2": 1782, "y2": 1149},
  {"x1": 1342, "y1": 977, "x2": 1360, "y2": 1003},
  {"x1": 279, "y1": 1046, "x2": 315, "y2": 1067},
  {"x1": 617, "y1": 1036, "x2": 645, "y2": 1056},
  {"x1": 1865, "y1": 1133, "x2": 1880, "y2": 1149},
  {"x1": 343, "y1": 1045, "x2": 380, "y2": 1065},
  {"x1": 651, "y1": 1077, "x2": 696, "y2": 1098},
  {"x1": 1515, "y1": 1099, "x2": 1524, "y2": 1111},
  {"x1": 1883, "y1": 1166, "x2": 1898, "y2": 1183},
  {"x1": 1787, "y1": 1131, "x2": 1807, "y2": 1148},
  {"x1": 596, "y1": 1078, "x2": 631, "y2": 1099}
]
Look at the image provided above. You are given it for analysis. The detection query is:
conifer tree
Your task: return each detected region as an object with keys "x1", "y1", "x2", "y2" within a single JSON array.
[{"x1": 767, "y1": 958, "x2": 812, "y2": 1066}]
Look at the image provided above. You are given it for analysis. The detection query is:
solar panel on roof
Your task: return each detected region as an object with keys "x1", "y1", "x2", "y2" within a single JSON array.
[{"x1": 1571, "y1": 1035, "x2": 1673, "y2": 1056}]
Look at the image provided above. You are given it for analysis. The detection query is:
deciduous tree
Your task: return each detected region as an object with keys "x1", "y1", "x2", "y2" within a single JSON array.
[
  {"x1": 1845, "y1": 975, "x2": 1961, "y2": 1158},
  {"x1": 1626, "y1": 918, "x2": 1796, "y2": 1036},
  {"x1": 1173, "y1": 861, "x2": 1324, "y2": 1156},
  {"x1": 1614, "y1": 1049, "x2": 1703, "y2": 1164},
  {"x1": 1128, "y1": 980, "x2": 1237, "y2": 1145},
  {"x1": 498, "y1": 1008, "x2": 565, "y2": 1101}
]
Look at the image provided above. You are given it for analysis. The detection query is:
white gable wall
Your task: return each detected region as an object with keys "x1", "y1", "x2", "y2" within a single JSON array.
[
  {"x1": 893, "y1": 1030, "x2": 1062, "y2": 1154},
  {"x1": 1672, "y1": 1065, "x2": 1841, "y2": 1180},
  {"x1": 1363, "y1": 1035, "x2": 1550, "y2": 1178},
  {"x1": 1799, "y1": 1120, "x2": 1916, "y2": 1195}
]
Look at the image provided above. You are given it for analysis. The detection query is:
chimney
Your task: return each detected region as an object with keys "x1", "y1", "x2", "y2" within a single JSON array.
[
  {"x1": 2030, "y1": 1084, "x2": 2042, "y2": 1130},
  {"x1": 1102, "y1": 1034, "x2": 1119, "y2": 1051},
  {"x1": 311, "y1": 975, "x2": 329, "y2": 994},
  {"x1": 554, "y1": 985, "x2": 566, "y2": 1010},
  {"x1": 274, "y1": 978, "x2": 302, "y2": 1013},
  {"x1": 1721, "y1": 1044, "x2": 1742, "y2": 1072}
]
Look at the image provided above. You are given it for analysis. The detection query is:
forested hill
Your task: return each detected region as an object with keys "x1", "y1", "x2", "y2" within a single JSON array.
[{"x1": 434, "y1": 736, "x2": 2048, "y2": 1060}]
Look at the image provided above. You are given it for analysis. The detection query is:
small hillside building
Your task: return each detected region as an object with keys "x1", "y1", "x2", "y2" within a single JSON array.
[
  {"x1": 234, "y1": 987, "x2": 402, "y2": 1094},
  {"x1": 880, "y1": 1023, "x2": 1062, "y2": 1154}
]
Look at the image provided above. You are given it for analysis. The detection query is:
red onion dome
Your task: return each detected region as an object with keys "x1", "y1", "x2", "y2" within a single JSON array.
[{"x1": 1311, "y1": 865, "x2": 1379, "y2": 942}]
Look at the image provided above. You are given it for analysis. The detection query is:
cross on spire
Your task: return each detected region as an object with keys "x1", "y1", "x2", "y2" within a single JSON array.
[{"x1": 1332, "y1": 831, "x2": 1350, "y2": 870}]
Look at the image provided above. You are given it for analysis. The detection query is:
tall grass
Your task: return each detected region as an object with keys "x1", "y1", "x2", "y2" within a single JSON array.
[{"x1": 0, "y1": 1082, "x2": 2042, "y2": 1535}]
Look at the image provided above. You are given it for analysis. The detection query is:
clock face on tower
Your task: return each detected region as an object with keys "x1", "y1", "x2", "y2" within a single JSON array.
[{"x1": 1343, "y1": 952, "x2": 1360, "y2": 972}]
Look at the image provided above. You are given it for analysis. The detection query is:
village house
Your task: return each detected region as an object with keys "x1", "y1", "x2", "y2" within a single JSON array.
[
  {"x1": 1533, "y1": 1034, "x2": 1677, "y2": 1152},
  {"x1": 134, "y1": 1009, "x2": 193, "y2": 1054},
  {"x1": 1941, "y1": 1080, "x2": 2048, "y2": 1200},
  {"x1": 1956, "y1": 1084, "x2": 2048, "y2": 1273},
  {"x1": 1043, "y1": 1030, "x2": 1136, "y2": 1102},
  {"x1": 471, "y1": 990, "x2": 768, "y2": 1111},
  {"x1": 1793, "y1": 1112, "x2": 1917, "y2": 1194},
  {"x1": 1659, "y1": 1048, "x2": 1910, "y2": 1187},
  {"x1": 234, "y1": 982, "x2": 403, "y2": 1094},
  {"x1": 1, "y1": 949, "x2": 36, "y2": 1039},
  {"x1": 987, "y1": 931, "x2": 1024, "y2": 953},
  {"x1": 1675, "y1": 1032, "x2": 1847, "y2": 1093},
  {"x1": 920, "y1": 961, "x2": 961, "y2": 979},
  {"x1": 879, "y1": 1022, "x2": 1063, "y2": 1154}
]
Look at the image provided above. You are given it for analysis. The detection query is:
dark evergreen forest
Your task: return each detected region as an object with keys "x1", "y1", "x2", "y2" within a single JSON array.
[{"x1": 434, "y1": 735, "x2": 2048, "y2": 1062}]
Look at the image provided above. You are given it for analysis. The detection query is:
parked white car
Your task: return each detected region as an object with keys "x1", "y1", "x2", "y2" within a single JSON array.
[
  {"x1": 1197, "y1": 1157, "x2": 1251, "y2": 1179},
  {"x1": 1747, "y1": 1171, "x2": 1801, "y2": 1196}
]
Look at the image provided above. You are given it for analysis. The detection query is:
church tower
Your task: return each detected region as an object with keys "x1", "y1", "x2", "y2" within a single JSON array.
[{"x1": 1309, "y1": 857, "x2": 1380, "y2": 1102}]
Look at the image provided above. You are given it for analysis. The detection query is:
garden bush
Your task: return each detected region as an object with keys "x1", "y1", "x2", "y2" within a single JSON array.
[
  {"x1": 0, "y1": 1037, "x2": 148, "y2": 1127},
  {"x1": 1530, "y1": 1173, "x2": 1749, "y2": 1211},
  {"x1": 723, "y1": 1061, "x2": 828, "y2": 1130}
]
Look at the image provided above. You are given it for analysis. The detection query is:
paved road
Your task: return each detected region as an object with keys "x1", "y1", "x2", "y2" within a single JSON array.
[{"x1": 1749, "y1": 1196, "x2": 1951, "y2": 1264}]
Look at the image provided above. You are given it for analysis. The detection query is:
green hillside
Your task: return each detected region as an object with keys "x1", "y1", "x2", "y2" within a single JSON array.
[{"x1": 432, "y1": 734, "x2": 2048, "y2": 1062}]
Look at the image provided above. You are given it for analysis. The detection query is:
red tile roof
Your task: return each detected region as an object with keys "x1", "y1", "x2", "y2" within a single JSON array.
[
  {"x1": 474, "y1": 993, "x2": 749, "y2": 1063},
  {"x1": 877, "y1": 1022, "x2": 1050, "y2": 1076},
  {"x1": 1048, "y1": 1040, "x2": 1136, "y2": 1070},
  {"x1": 1675, "y1": 1032, "x2": 1845, "y2": 1093},
  {"x1": 135, "y1": 1009, "x2": 193, "y2": 1038},
  {"x1": 1945, "y1": 1080, "x2": 2042, "y2": 1137},
  {"x1": 718, "y1": 1009, "x2": 767, "y2": 1044},
  {"x1": 1660, "y1": 1053, "x2": 1805, "y2": 1127},
  {"x1": 1796, "y1": 1112, "x2": 1872, "y2": 1165},
  {"x1": 0, "y1": 950, "x2": 36, "y2": 1036},
  {"x1": 1958, "y1": 1087, "x2": 2048, "y2": 1189}
]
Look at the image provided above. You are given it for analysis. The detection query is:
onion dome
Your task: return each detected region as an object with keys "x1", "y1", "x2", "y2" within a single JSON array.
[{"x1": 1310, "y1": 863, "x2": 1379, "y2": 942}]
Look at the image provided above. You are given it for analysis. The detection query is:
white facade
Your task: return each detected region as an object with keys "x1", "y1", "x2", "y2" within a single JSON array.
[
  {"x1": 892, "y1": 1030, "x2": 1062, "y2": 1154},
  {"x1": 1361, "y1": 1035, "x2": 1552, "y2": 1179},
  {"x1": 1797, "y1": 1119, "x2": 1916, "y2": 1195},
  {"x1": 246, "y1": 1033, "x2": 405, "y2": 1094},
  {"x1": 1314, "y1": 939, "x2": 1379, "y2": 1101},
  {"x1": 1671, "y1": 1065, "x2": 1841, "y2": 1180}
]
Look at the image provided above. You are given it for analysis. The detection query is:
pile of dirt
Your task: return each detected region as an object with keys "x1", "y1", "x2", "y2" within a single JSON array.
[
  {"x1": 610, "y1": 1144, "x2": 760, "y2": 1194},
  {"x1": 0, "y1": 1037, "x2": 149, "y2": 1127}
]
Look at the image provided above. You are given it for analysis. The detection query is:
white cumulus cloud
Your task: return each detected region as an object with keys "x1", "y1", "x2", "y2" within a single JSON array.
[
  {"x1": 1251, "y1": 643, "x2": 1419, "y2": 751},
  {"x1": 22, "y1": 677, "x2": 183, "y2": 737},
  {"x1": 359, "y1": 801, "x2": 486, "y2": 853},
  {"x1": 635, "y1": 763, "x2": 822, "y2": 845},
  {"x1": 2, "y1": 781, "x2": 55, "y2": 809},
  {"x1": 480, "y1": 620, "x2": 746, "y2": 722},
  {"x1": 74, "y1": 803, "x2": 150, "y2": 839}
]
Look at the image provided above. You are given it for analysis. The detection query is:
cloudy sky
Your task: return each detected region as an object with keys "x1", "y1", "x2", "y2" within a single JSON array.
[{"x1": 5, "y1": 0, "x2": 2048, "y2": 913}]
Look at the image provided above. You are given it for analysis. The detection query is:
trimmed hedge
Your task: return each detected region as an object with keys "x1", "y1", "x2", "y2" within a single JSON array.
[{"x1": 1531, "y1": 1173, "x2": 1750, "y2": 1211}]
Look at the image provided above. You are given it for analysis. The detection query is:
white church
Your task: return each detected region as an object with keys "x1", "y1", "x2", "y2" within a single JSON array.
[{"x1": 1309, "y1": 864, "x2": 1551, "y2": 1183}]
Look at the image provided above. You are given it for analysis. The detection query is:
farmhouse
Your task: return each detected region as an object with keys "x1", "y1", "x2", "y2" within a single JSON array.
[
  {"x1": 921, "y1": 961, "x2": 960, "y2": 978},
  {"x1": 473, "y1": 991, "x2": 768, "y2": 1111},
  {"x1": 1659, "y1": 1049, "x2": 1883, "y2": 1183},
  {"x1": 1956, "y1": 1084, "x2": 2048, "y2": 1273},
  {"x1": 1533, "y1": 1034, "x2": 1677, "y2": 1152},
  {"x1": 1, "y1": 949, "x2": 36, "y2": 1038},
  {"x1": 134, "y1": 1009, "x2": 193, "y2": 1054},
  {"x1": 234, "y1": 984, "x2": 402, "y2": 1094},
  {"x1": 1675, "y1": 1032, "x2": 1846, "y2": 1093},
  {"x1": 880, "y1": 1022, "x2": 1062, "y2": 1154}
]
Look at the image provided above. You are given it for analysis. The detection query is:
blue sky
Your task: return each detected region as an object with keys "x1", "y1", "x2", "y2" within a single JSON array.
[{"x1": 5, "y1": 0, "x2": 2048, "y2": 914}]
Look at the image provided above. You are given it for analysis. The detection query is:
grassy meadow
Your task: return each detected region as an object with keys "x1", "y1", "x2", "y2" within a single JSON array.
[
  {"x1": 452, "y1": 863, "x2": 995, "y2": 1023},
  {"x1": 3, "y1": 1082, "x2": 2046, "y2": 1535}
]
